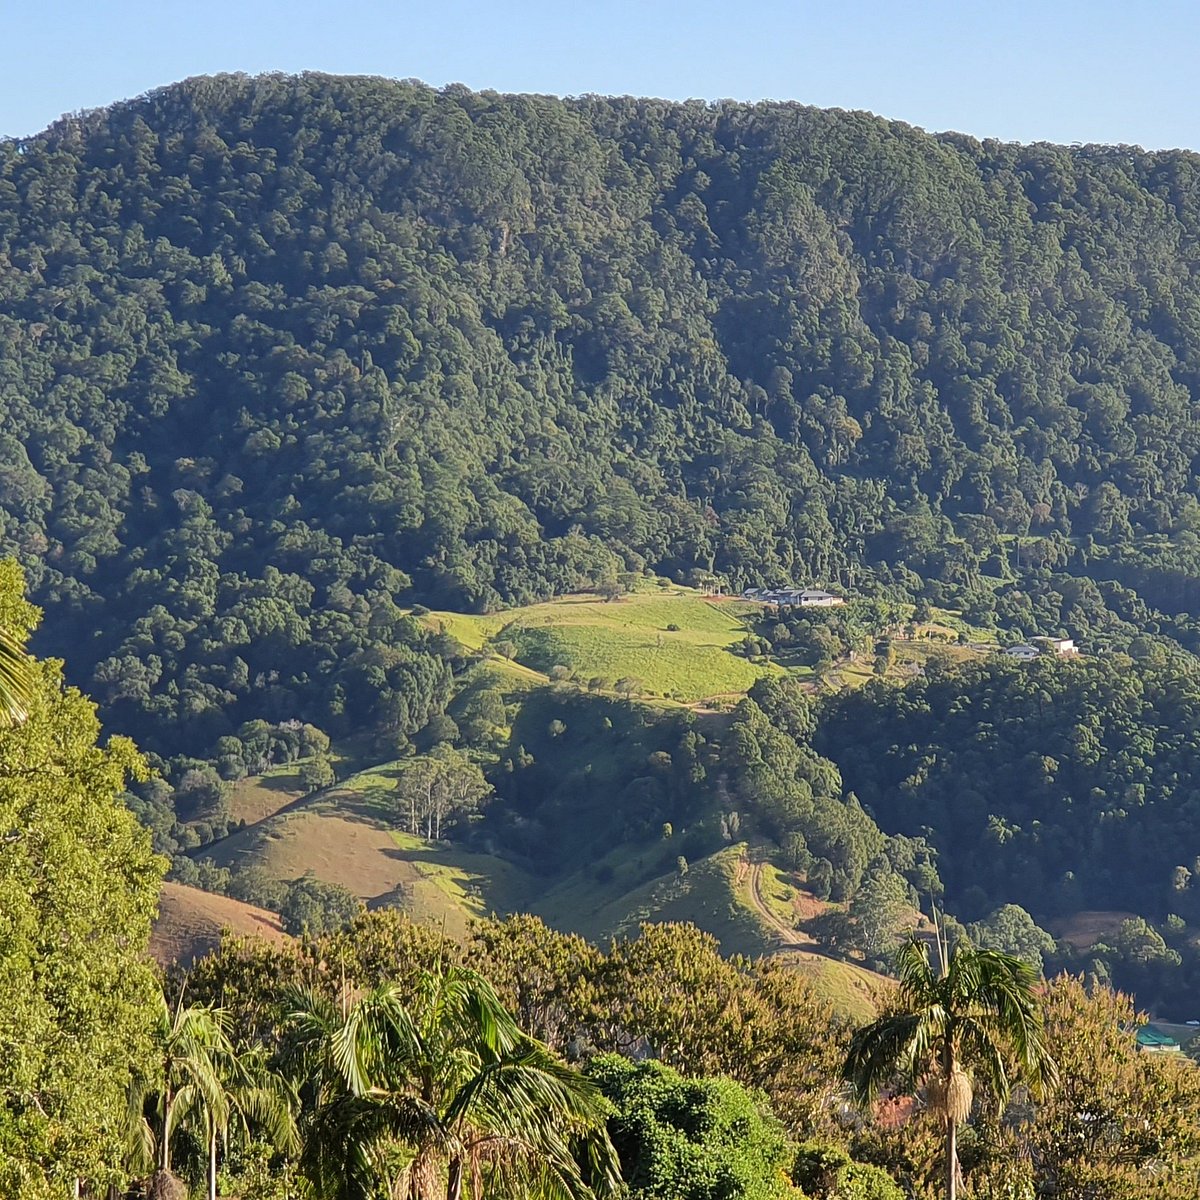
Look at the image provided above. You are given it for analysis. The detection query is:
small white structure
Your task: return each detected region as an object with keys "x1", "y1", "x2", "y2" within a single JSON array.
[
  {"x1": 1034, "y1": 636, "x2": 1078, "y2": 657},
  {"x1": 1004, "y1": 643, "x2": 1041, "y2": 661},
  {"x1": 796, "y1": 589, "x2": 845, "y2": 607},
  {"x1": 744, "y1": 586, "x2": 845, "y2": 608}
]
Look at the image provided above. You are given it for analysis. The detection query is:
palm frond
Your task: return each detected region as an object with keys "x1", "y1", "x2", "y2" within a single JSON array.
[
  {"x1": 300, "y1": 1091, "x2": 437, "y2": 1200},
  {"x1": 283, "y1": 963, "x2": 622, "y2": 1200},
  {"x1": 843, "y1": 1013, "x2": 923, "y2": 1104},
  {"x1": 845, "y1": 938, "x2": 1058, "y2": 1118},
  {"x1": 895, "y1": 937, "x2": 939, "y2": 1004},
  {"x1": 0, "y1": 625, "x2": 33, "y2": 729},
  {"x1": 123, "y1": 1080, "x2": 157, "y2": 1176}
]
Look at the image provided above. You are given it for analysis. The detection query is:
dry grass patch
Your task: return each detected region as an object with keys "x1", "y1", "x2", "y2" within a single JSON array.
[
  {"x1": 150, "y1": 881, "x2": 289, "y2": 969},
  {"x1": 1049, "y1": 909, "x2": 1139, "y2": 950}
]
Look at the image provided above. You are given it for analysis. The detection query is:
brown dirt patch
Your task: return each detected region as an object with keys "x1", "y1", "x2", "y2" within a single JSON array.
[{"x1": 1049, "y1": 910, "x2": 1139, "y2": 950}]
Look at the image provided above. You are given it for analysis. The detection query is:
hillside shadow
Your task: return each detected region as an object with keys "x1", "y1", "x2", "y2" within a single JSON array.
[{"x1": 253, "y1": 773, "x2": 302, "y2": 796}]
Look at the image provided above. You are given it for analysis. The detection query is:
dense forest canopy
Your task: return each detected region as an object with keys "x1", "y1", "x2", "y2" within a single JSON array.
[
  {"x1": 818, "y1": 654, "x2": 1200, "y2": 921},
  {"x1": 6, "y1": 74, "x2": 1200, "y2": 754},
  {"x1": 15, "y1": 71, "x2": 1200, "y2": 1196}
]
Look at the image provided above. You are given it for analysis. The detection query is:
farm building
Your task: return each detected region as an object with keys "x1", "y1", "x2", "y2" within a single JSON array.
[
  {"x1": 1034, "y1": 636, "x2": 1079, "y2": 656},
  {"x1": 1004, "y1": 637, "x2": 1080, "y2": 662},
  {"x1": 1003, "y1": 643, "x2": 1041, "y2": 661},
  {"x1": 743, "y1": 587, "x2": 845, "y2": 608},
  {"x1": 1135, "y1": 1025, "x2": 1182, "y2": 1054}
]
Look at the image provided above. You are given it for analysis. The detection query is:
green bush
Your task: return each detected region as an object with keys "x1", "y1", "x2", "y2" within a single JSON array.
[{"x1": 792, "y1": 1143, "x2": 903, "y2": 1200}]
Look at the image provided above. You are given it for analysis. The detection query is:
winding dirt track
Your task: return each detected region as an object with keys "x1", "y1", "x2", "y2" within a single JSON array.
[{"x1": 747, "y1": 860, "x2": 812, "y2": 952}]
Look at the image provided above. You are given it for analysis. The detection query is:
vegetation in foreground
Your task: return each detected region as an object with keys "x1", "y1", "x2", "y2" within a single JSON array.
[{"x1": 3, "y1": 574, "x2": 1200, "y2": 1198}]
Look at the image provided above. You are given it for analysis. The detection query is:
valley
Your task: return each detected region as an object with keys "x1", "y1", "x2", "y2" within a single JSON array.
[{"x1": 6, "y1": 67, "x2": 1200, "y2": 1195}]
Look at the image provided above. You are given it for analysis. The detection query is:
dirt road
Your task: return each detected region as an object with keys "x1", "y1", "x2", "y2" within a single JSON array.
[{"x1": 747, "y1": 860, "x2": 812, "y2": 952}]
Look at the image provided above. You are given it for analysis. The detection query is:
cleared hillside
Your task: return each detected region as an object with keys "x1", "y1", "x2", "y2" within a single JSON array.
[
  {"x1": 150, "y1": 881, "x2": 290, "y2": 968},
  {"x1": 427, "y1": 588, "x2": 773, "y2": 701}
]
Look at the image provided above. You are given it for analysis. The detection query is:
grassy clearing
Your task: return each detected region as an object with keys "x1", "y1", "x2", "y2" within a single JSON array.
[
  {"x1": 425, "y1": 590, "x2": 773, "y2": 702},
  {"x1": 208, "y1": 801, "x2": 534, "y2": 940},
  {"x1": 421, "y1": 589, "x2": 1006, "y2": 707},
  {"x1": 383, "y1": 831, "x2": 533, "y2": 935},
  {"x1": 930, "y1": 605, "x2": 1000, "y2": 643},
  {"x1": 471, "y1": 656, "x2": 547, "y2": 691},
  {"x1": 783, "y1": 953, "x2": 895, "y2": 1024},
  {"x1": 750, "y1": 862, "x2": 822, "y2": 933},
  {"x1": 533, "y1": 840, "x2": 687, "y2": 936},
  {"x1": 1048, "y1": 909, "x2": 1139, "y2": 950},
  {"x1": 536, "y1": 845, "x2": 893, "y2": 1020},
  {"x1": 539, "y1": 844, "x2": 778, "y2": 958},
  {"x1": 508, "y1": 624, "x2": 765, "y2": 701},
  {"x1": 227, "y1": 766, "x2": 305, "y2": 825},
  {"x1": 425, "y1": 610, "x2": 508, "y2": 650}
]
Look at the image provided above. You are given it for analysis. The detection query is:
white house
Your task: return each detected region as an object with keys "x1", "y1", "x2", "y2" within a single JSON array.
[
  {"x1": 1034, "y1": 636, "x2": 1078, "y2": 657},
  {"x1": 796, "y1": 589, "x2": 845, "y2": 607},
  {"x1": 1004, "y1": 643, "x2": 1041, "y2": 661},
  {"x1": 744, "y1": 586, "x2": 846, "y2": 608}
]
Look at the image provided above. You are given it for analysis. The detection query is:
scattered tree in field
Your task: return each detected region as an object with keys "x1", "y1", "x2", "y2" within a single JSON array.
[
  {"x1": 299, "y1": 753, "x2": 336, "y2": 794},
  {"x1": 279, "y1": 874, "x2": 362, "y2": 937},
  {"x1": 391, "y1": 746, "x2": 492, "y2": 839}
]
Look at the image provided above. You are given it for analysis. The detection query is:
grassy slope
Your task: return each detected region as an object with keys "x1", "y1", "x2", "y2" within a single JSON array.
[
  {"x1": 203, "y1": 765, "x2": 896, "y2": 1018},
  {"x1": 784, "y1": 954, "x2": 896, "y2": 1025},
  {"x1": 208, "y1": 765, "x2": 536, "y2": 941},
  {"x1": 427, "y1": 589, "x2": 1005, "y2": 707},
  {"x1": 227, "y1": 765, "x2": 306, "y2": 825},
  {"x1": 150, "y1": 881, "x2": 290, "y2": 968},
  {"x1": 428, "y1": 589, "x2": 774, "y2": 701},
  {"x1": 1048, "y1": 910, "x2": 1139, "y2": 950},
  {"x1": 534, "y1": 843, "x2": 893, "y2": 1020},
  {"x1": 538, "y1": 844, "x2": 776, "y2": 957}
]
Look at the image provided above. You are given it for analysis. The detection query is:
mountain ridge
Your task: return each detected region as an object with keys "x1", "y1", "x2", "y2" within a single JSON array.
[{"x1": 8, "y1": 71, "x2": 1200, "y2": 761}]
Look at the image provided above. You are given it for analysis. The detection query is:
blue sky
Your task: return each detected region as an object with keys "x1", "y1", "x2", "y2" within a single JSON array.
[{"x1": 4, "y1": 1, "x2": 1200, "y2": 149}]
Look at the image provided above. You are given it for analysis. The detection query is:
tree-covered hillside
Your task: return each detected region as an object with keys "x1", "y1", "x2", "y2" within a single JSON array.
[{"x1": 6, "y1": 74, "x2": 1200, "y2": 752}]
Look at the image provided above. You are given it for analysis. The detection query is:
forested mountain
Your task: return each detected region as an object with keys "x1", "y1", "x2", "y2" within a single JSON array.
[{"x1": 6, "y1": 73, "x2": 1200, "y2": 754}]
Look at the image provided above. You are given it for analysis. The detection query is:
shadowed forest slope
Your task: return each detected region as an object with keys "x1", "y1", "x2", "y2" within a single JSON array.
[{"x1": 5, "y1": 75, "x2": 1200, "y2": 756}]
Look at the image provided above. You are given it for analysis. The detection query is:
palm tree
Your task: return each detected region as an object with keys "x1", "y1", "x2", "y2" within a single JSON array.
[
  {"x1": 281, "y1": 964, "x2": 622, "y2": 1200},
  {"x1": 128, "y1": 996, "x2": 231, "y2": 1195},
  {"x1": 129, "y1": 995, "x2": 296, "y2": 1200},
  {"x1": 195, "y1": 1044, "x2": 297, "y2": 1200},
  {"x1": 843, "y1": 931, "x2": 1058, "y2": 1200},
  {"x1": 0, "y1": 624, "x2": 33, "y2": 728}
]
